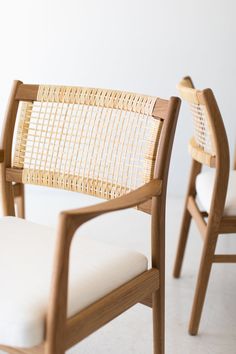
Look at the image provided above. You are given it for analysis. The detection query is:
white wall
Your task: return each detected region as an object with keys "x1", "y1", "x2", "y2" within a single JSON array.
[{"x1": 0, "y1": 0, "x2": 235, "y2": 197}]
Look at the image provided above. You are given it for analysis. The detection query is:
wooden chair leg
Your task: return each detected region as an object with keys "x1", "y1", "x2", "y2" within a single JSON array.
[
  {"x1": 173, "y1": 160, "x2": 201, "y2": 278},
  {"x1": 152, "y1": 289, "x2": 164, "y2": 354},
  {"x1": 173, "y1": 206, "x2": 192, "y2": 278},
  {"x1": 188, "y1": 230, "x2": 219, "y2": 335},
  {"x1": 14, "y1": 183, "x2": 25, "y2": 218}
]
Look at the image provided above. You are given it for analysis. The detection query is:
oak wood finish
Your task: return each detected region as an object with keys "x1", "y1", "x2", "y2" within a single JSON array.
[
  {"x1": 187, "y1": 196, "x2": 207, "y2": 239},
  {"x1": 6, "y1": 168, "x2": 23, "y2": 183},
  {"x1": 0, "y1": 161, "x2": 24, "y2": 218},
  {"x1": 15, "y1": 84, "x2": 39, "y2": 102},
  {"x1": 13, "y1": 183, "x2": 25, "y2": 218},
  {"x1": 65, "y1": 269, "x2": 159, "y2": 349},
  {"x1": 0, "y1": 81, "x2": 180, "y2": 354},
  {"x1": 152, "y1": 98, "x2": 169, "y2": 120},
  {"x1": 0, "y1": 150, "x2": 4, "y2": 162},
  {"x1": 173, "y1": 76, "x2": 236, "y2": 335},
  {"x1": 0, "y1": 80, "x2": 23, "y2": 216},
  {"x1": 213, "y1": 255, "x2": 236, "y2": 263},
  {"x1": 233, "y1": 143, "x2": 236, "y2": 169}
]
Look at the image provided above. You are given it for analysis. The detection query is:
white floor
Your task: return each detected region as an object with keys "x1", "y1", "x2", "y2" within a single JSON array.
[{"x1": 1, "y1": 187, "x2": 236, "y2": 354}]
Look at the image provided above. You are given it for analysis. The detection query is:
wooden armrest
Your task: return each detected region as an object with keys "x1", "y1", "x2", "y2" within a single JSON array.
[
  {"x1": 0, "y1": 150, "x2": 4, "y2": 163},
  {"x1": 48, "y1": 179, "x2": 162, "y2": 345},
  {"x1": 61, "y1": 179, "x2": 162, "y2": 232}
]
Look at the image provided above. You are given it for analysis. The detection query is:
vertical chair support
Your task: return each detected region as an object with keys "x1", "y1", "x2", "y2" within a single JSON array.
[
  {"x1": 13, "y1": 183, "x2": 25, "y2": 218},
  {"x1": 173, "y1": 159, "x2": 202, "y2": 278},
  {"x1": 152, "y1": 97, "x2": 180, "y2": 354},
  {"x1": 0, "y1": 80, "x2": 22, "y2": 216}
]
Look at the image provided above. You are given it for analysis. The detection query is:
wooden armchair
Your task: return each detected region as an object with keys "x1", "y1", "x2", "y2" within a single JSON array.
[
  {"x1": 173, "y1": 76, "x2": 236, "y2": 335},
  {"x1": 0, "y1": 81, "x2": 180, "y2": 354}
]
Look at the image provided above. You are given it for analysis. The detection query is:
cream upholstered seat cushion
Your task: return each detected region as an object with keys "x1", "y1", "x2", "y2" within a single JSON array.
[
  {"x1": 0, "y1": 217, "x2": 148, "y2": 348},
  {"x1": 196, "y1": 170, "x2": 236, "y2": 216}
]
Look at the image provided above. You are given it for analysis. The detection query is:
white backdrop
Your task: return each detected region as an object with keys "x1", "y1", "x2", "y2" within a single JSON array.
[{"x1": 0, "y1": 0, "x2": 235, "y2": 196}]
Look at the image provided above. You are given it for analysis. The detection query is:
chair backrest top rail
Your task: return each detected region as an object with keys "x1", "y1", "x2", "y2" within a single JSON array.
[{"x1": 15, "y1": 84, "x2": 169, "y2": 120}]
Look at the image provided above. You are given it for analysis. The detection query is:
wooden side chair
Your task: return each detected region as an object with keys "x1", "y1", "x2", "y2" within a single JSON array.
[
  {"x1": 0, "y1": 81, "x2": 180, "y2": 354},
  {"x1": 173, "y1": 76, "x2": 236, "y2": 335}
]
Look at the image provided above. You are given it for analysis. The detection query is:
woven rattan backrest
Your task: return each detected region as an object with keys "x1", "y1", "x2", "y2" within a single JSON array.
[
  {"x1": 12, "y1": 85, "x2": 163, "y2": 199},
  {"x1": 177, "y1": 78, "x2": 217, "y2": 167}
]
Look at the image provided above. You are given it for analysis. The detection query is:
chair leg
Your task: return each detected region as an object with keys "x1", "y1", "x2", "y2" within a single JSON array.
[
  {"x1": 173, "y1": 206, "x2": 192, "y2": 278},
  {"x1": 16, "y1": 194, "x2": 25, "y2": 218},
  {"x1": 188, "y1": 230, "x2": 219, "y2": 335},
  {"x1": 152, "y1": 289, "x2": 164, "y2": 354},
  {"x1": 14, "y1": 183, "x2": 25, "y2": 218},
  {"x1": 173, "y1": 159, "x2": 201, "y2": 278}
]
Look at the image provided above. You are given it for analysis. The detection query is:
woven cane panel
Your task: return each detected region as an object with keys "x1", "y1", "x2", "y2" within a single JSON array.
[
  {"x1": 190, "y1": 103, "x2": 216, "y2": 155},
  {"x1": 13, "y1": 85, "x2": 162, "y2": 199}
]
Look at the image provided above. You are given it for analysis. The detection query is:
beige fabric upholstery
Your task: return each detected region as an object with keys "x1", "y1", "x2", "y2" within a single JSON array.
[
  {"x1": 196, "y1": 170, "x2": 236, "y2": 216},
  {"x1": 0, "y1": 216, "x2": 147, "y2": 348}
]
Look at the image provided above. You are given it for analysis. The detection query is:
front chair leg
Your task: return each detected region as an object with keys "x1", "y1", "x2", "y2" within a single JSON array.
[
  {"x1": 152, "y1": 288, "x2": 164, "y2": 354},
  {"x1": 188, "y1": 230, "x2": 219, "y2": 335},
  {"x1": 173, "y1": 160, "x2": 201, "y2": 278}
]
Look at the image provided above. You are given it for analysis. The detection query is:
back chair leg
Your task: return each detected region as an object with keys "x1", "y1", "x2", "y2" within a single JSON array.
[
  {"x1": 173, "y1": 206, "x2": 192, "y2": 278},
  {"x1": 17, "y1": 186, "x2": 25, "y2": 218},
  {"x1": 173, "y1": 160, "x2": 201, "y2": 278},
  {"x1": 188, "y1": 229, "x2": 219, "y2": 335},
  {"x1": 14, "y1": 183, "x2": 25, "y2": 218},
  {"x1": 152, "y1": 289, "x2": 164, "y2": 354}
]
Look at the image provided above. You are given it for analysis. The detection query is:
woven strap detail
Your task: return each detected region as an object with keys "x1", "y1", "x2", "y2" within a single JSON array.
[
  {"x1": 190, "y1": 103, "x2": 216, "y2": 155},
  {"x1": 188, "y1": 137, "x2": 216, "y2": 167},
  {"x1": 37, "y1": 85, "x2": 156, "y2": 114},
  {"x1": 13, "y1": 85, "x2": 161, "y2": 199}
]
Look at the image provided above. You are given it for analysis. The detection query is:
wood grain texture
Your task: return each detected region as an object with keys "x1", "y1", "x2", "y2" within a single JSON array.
[
  {"x1": 62, "y1": 178, "x2": 162, "y2": 231},
  {"x1": 13, "y1": 183, "x2": 25, "y2": 218},
  {"x1": 234, "y1": 143, "x2": 236, "y2": 169},
  {"x1": 219, "y1": 216, "x2": 236, "y2": 233},
  {"x1": 0, "y1": 80, "x2": 22, "y2": 216},
  {"x1": 65, "y1": 269, "x2": 159, "y2": 348},
  {"x1": 6, "y1": 168, "x2": 23, "y2": 183},
  {"x1": 151, "y1": 96, "x2": 181, "y2": 354},
  {"x1": 213, "y1": 255, "x2": 236, "y2": 263},
  {"x1": 152, "y1": 98, "x2": 169, "y2": 120},
  {"x1": 173, "y1": 159, "x2": 202, "y2": 278},
  {"x1": 187, "y1": 196, "x2": 207, "y2": 238},
  {"x1": 140, "y1": 293, "x2": 153, "y2": 308},
  {"x1": 15, "y1": 84, "x2": 39, "y2": 101},
  {"x1": 0, "y1": 149, "x2": 4, "y2": 162}
]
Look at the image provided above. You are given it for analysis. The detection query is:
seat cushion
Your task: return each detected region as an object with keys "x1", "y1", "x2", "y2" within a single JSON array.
[
  {"x1": 196, "y1": 170, "x2": 236, "y2": 216},
  {"x1": 0, "y1": 216, "x2": 148, "y2": 348}
]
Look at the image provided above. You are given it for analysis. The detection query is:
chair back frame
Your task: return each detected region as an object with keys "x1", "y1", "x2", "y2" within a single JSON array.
[{"x1": 177, "y1": 77, "x2": 230, "y2": 222}]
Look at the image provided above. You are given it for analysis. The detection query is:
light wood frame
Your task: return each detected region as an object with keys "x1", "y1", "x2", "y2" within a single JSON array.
[
  {"x1": 0, "y1": 81, "x2": 180, "y2": 354},
  {"x1": 173, "y1": 76, "x2": 236, "y2": 335}
]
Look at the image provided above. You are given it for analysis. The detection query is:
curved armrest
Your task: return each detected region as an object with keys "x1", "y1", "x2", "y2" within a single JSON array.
[
  {"x1": 61, "y1": 178, "x2": 162, "y2": 234},
  {"x1": 47, "y1": 178, "x2": 162, "y2": 343},
  {"x1": 0, "y1": 150, "x2": 4, "y2": 163}
]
